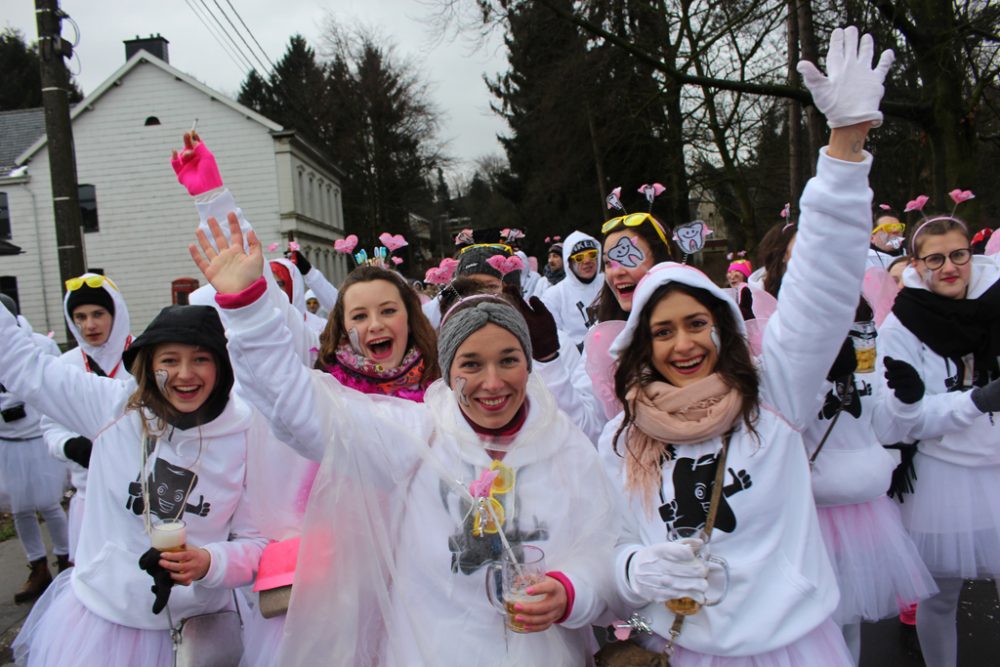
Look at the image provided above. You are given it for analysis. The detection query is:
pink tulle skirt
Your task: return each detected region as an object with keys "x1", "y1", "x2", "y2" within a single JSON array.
[
  {"x1": 817, "y1": 495, "x2": 937, "y2": 624},
  {"x1": 13, "y1": 571, "x2": 174, "y2": 666},
  {"x1": 898, "y1": 453, "x2": 1000, "y2": 578},
  {"x1": 668, "y1": 619, "x2": 853, "y2": 667}
]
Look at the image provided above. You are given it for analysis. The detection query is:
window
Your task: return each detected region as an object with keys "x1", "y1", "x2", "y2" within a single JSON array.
[
  {"x1": 79, "y1": 184, "x2": 98, "y2": 233},
  {"x1": 144, "y1": 116, "x2": 161, "y2": 126},
  {"x1": 0, "y1": 193, "x2": 10, "y2": 240},
  {"x1": 0, "y1": 276, "x2": 18, "y2": 313}
]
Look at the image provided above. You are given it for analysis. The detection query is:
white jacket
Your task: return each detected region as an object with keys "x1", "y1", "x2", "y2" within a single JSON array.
[
  {"x1": 540, "y1": 231, "x2": 603, "y2": 345},
  {"x1": 0, "y1": 307, "x2": 267, "y2": 630},
  {"x1": 220, "y1": 291, "x2": 619, "y2": 666},
  {"x1": 0, "y1": 322, "x2": 59, "y2": 441},
  {"x1": 600, "y1": 147, "x2": 873, "y2": 656},
  {"x1": 872, "y1": 257, "x2": 1000, "y2": 467}
]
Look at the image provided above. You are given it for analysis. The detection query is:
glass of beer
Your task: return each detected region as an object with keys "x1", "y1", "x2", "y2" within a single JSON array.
[
  {"x1": 850, "y1": 320, "x2": 877, "y2": 373},
  {"x1": 665, "y1": 527, "x2": 729, "y2": 616},
  {"x1": 151, "y1": 519, "x2": 187, "y2": 553},
  {"x1": 485, "y1": 545, "x2": 546, "y2": 632}
]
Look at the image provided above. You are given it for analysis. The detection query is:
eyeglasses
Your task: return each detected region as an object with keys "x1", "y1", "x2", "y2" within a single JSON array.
[
  {"x1": 65, "y1": 275, "x2": 119, "y2": 292},
  {"x1": 601, "y1": 213, "x2": 670, "y2": 246},
  {"x1": 458, "y1": 243, "x2": 512, "y2": 256},
  {"x1": 570, "y1": 249, "x2": 598, "y2": 263},
  {"x1": 872, "y1": 222, "x2": 905, "y2": 235},
  {"x1": 915, "y1": 247, "x2": 972, "y2": 270}
]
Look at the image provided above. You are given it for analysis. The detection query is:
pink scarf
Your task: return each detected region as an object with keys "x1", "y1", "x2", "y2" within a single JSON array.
[{"x1": 624, "y1": 374, "x2": 742, "y2": 511}]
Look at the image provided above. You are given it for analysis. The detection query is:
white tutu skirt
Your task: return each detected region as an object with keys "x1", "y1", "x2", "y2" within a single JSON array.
[
  {"x1": 13, "y1": 571, "x2": 173, "y2": 667},
  {"x1": 668, "y1": 618, "x2": 853, "y2": 667},
  {"x1": 237, "y1": 590, "x2": 283, "y2": 667},
  {"x1": 0, "y1": 437, "x2": 68, "y2": 513},
  {"x1": 817, "y1": 496, "x2": 936, "y2": 624},
  {"x1": 898, "y1": 453, "x2": 1000, "y2": 578}
]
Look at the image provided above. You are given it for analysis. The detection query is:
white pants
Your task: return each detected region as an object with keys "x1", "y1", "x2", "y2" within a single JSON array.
[{"x1": 14, "y1": 502, "x2": 69, "y2": 562}]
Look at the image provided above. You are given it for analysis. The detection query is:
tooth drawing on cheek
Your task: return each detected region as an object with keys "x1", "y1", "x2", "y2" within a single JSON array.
[
  {"x1": 606, "y1": 236, "x2": 645, "y2": 269},
  {"x1": 154, "y1": 369, "x2": 169, "y2": 393},
  {"x1": 453, "y1": 376, "x2": 471, "y2": 407},
  {"x1": 710, "y1": 326, "x2": 721, "y2": 352},
  {"x1": 347, "y1": 327, "x2": 363, "y2": 355}
]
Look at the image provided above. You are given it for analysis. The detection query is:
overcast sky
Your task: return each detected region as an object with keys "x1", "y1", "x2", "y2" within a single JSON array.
[{"x1": 3, "y1": 0, "x2": 508, "y2": 180}]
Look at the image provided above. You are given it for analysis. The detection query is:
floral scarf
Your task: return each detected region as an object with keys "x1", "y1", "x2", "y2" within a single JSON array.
[{"x1": 326, "y1": 342, "x2": 427, "y2": 402}]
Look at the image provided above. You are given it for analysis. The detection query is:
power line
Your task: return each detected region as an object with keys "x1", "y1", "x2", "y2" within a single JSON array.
[
  {"x1": 183, "y1": 0, "x2": 255, "y2": 76},
  {"x1": 210, "y1": 0, "x2": 273, "y2": 79},
  {"x1": 223, "y1": 0, "x2": 277, "y2": 73},
  {"x1": 195, "y1": 0, "x2": 259, "y2": 76}
]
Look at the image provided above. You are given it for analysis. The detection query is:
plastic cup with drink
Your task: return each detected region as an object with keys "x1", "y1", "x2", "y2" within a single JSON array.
[
  {"x1": 151, "y1": 519, "x2": 187, "y2": 553},
  {"x1": 485, "y1": 545, "x2": 547, "y2": 632},
  {"x1": 665, "y1": 527, "x2": 729, "y2": 616}
]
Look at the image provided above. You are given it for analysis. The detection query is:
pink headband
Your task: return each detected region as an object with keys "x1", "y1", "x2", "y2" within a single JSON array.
[
  {"x1": 909, "y1": 215, "x2": 968, "y2": 255},
  {"x1": 727, "y1": 260, "x2": 752, "y2": 278}
]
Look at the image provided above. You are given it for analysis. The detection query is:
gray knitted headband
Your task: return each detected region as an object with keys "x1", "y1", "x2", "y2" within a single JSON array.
[{"x1": 438, "y1": 297, "x2": 533, "y2": 386}]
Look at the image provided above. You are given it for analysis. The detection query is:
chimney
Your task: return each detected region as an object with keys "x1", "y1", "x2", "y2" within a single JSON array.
[{"x1": 124, "y1": 34, "x2": 169, "y2": 63}]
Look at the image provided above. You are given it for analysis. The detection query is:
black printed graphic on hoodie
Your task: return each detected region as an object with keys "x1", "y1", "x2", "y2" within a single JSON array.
[
  {"x1": 818, "y1": 377, "x2": 872, "y2": 421},
  {"x1": 126, "y1": 458, "x2": 211, "y2": 520},
  {"x1": 659, "y1": 445, "x2": 751, "y2": 534}
]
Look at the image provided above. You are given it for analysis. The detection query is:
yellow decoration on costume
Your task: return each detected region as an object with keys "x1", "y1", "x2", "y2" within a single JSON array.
[
  {"x1": 472, "y1": 497, "x2": 505, "y2": 537},
  {"x1": 489, "y1": 460, "x2": 515, "y2": 495}
]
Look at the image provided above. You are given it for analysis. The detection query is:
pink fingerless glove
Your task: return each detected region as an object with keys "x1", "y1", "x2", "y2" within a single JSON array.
[{"x1": 171, "y1": 142, "x2": 224, "y2": 196}]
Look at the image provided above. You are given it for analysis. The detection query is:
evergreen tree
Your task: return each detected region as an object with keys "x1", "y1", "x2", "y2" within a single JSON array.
[{"x1": 0, "y1": 28, "x2": 82, "y2": 111}]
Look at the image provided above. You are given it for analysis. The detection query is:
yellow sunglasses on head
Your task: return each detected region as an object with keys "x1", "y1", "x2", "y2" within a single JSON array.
[
  {"x1": 872, "y1": 221, "x2": 905, "y2": 235},
  {"x1": 65, "y1": 274, "x2": 119, "y2": 293},
  {"x1": 570, "y1": 249, "x2": 599, "y2": 263},
  {"x1": 601, "y1": 213, "x2": 670, "y2": 246},
  {"x1": 458, "y1": 243, "x2": 512, "y2": 256}
]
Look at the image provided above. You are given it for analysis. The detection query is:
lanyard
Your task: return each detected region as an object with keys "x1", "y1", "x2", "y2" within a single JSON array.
[{"x1": 81, "y1": 335, "x2": 132, "y2": 378}]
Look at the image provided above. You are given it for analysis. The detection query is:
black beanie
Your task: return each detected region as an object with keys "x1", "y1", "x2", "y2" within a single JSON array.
[
  {"x1": 123, "y1": 305, "x2": 234, "y2": 430},
  {"x1": 66, "y1": 285, "x2": 115, "y2": 319},
  {"x1": 456, "y1": 245, "x2": 520, "y2": 286},
  {"x1": 0, "y1": 294, "x2": 18, "y2": 316}
]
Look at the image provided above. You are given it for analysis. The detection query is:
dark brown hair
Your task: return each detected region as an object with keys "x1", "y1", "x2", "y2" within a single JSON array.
[
  {"x1": 756, "y1": 221, "x2": 798, "y2": 298},
  {"x1": 317, "y1": 266, "x2": 440, "y2": 387},
  {"x1": 595, "y1": 219, "x2": 675, "y2": 322},
  {"x1": 611, "y1": 282, "x2": 760, "y2": 456},
  {"x1": 910, "y1": 215, "x2": 970, "y2": 257}
]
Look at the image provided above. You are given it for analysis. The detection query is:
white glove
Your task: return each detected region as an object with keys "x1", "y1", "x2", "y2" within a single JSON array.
[
  {"x1": 796, "y1": 26, "x2": 895, "y2": 129},
  {"x1": 623, "y1": 541, "x2": 709, "y2": 605}
]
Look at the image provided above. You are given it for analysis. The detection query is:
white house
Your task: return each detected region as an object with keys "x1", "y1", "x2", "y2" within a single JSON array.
[{"x1": 0, "y1": 36, "x2": 347, "y2": 342}]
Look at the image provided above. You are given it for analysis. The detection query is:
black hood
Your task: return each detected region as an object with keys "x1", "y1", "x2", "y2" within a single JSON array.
[{"x1": 123, "y1": 305, "x2": 234, "y2": 430}]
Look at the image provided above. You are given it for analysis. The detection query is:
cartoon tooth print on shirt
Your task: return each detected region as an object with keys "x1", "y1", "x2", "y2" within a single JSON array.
[
  {"x1": 606, "y1": 236, "x2": 645, "y2": 269},
  {"x1": 126, "y1": 458, "x2": 211, "y2": 520},
  {"x1": 658, "y1": 445, "x2": 751, "y2": 533},
  {"x1": 818, "y1": 376, "x2": 872, "y2": 420},
  {"x1": 443, "y1": 463, "x2": 548, "y2": 575}
]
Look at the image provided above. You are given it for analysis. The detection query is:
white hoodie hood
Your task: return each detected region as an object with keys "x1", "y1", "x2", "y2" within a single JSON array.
[
  {"x1": 540, "y1": 230, "x2": 603, "y2": 345},
  {"x1": 62, "y1": 273, "x2": 132, "y2": 377}
]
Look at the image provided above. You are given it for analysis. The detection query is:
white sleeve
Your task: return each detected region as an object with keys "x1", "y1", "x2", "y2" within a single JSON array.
[
  {"x1": 220, "y1": 291, "x2": 431, "y2": 468},
  {"x1": 0, "y1": 308, "x2": 126, "y2": 440},
  {"x1": 759, "y1": 148, "x2": 873, "y2": 428},
  {"x1": 303, "y1": 268, "x2": 339, "y2": 312},
  {"x1": 42, "y1": 414, "x2": 79, "y2": 462},
  {"x1": 534, "y1": 338, "x2": 605, "y2": 445},
  {"x1": 198, "y1": 471, "x2": 269, "y2": 590}
]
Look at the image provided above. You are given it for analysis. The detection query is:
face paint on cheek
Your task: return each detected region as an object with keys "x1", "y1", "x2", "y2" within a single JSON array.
[
  {"x1": 347, "y1": 327, "x2": 363, "y2": 355},
  {"x1": 154, "y1": 369, "x2": 169, "y2": 394},
  {"x1": 710, "y1": 327, "x2": 721, "y2": 352},
  {"x1": 452, "y1": 376, "x2": 471, "y2": 407},
  {"x1": 606, "y1": 237, "x2": 645, "y2": 269}
]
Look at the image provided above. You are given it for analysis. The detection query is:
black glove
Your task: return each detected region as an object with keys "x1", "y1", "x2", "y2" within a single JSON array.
[
  {"x1": 63, "y1": 436, "x2": 93, "y2": 469},
  {"x1": 884, "y1": 356, "x2": 924, "y2": 405},
  {"x1": 738, "y1": 286, "x2": 754, "y2": 321},
  {"x1": 285, "y1": 249, "x2": 312, "y2": 275},
  {"x1": 971, "y1": 377, "x2": 1000, "y2": 414},
  {"x1": 827, "y1": 337, "x2": 857, "y2": 382},
  {"x1": 504, "y1": 284, "x2": 559, "y2": 361},
  {"x1": 138, "y1": 547, "x2": 175, "y2": 615}
]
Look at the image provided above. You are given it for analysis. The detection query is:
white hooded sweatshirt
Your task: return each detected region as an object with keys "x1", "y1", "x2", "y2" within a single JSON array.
[
  {"x1": 0, "y1": 307, "x2": 267, "y2": 630},
  {"x1": 540, "y1": 231, "x2": 603, "y2": 346},
  {"x1": 600, "y1": 147, "x2": 873, "y2": 657}
]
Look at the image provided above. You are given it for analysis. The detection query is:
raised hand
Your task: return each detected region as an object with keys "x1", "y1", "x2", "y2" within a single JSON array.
[
  {"x1": 189, "y1": 213, "x2": 263, "y2": 294},
  {"x1": 797, "y1": 26, "x2": 895, "y2": 129},
  {"x1": 170, "y1": 131, "x2": 224, "y2": 196}
]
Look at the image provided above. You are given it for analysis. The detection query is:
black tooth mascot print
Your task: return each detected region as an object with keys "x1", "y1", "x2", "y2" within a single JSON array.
[
  {"x1": 818, "y1": 377, "x2": 872, "y2": 421},
  {"x1": 658, "y1": 445, "x2": 751, "y2": 533},
  {"x1": 126, "y1": 458, "x2": 211, "y2": 520}
]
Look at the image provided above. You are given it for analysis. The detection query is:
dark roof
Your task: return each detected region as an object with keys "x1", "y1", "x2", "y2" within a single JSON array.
[{"x1": 0, "y1": 108, "x2": 46, "y2": 177}]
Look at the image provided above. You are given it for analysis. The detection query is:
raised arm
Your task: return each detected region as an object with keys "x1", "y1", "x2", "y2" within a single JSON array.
[{"x1": 0, "y1": 309, "x2": 127, "y2": 439}]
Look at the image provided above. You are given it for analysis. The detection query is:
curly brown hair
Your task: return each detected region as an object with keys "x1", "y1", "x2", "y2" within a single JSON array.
[
  {"x1": 611, "y1": 282, "x2": 760, "y2": 459},
  {"x1": 316, "y1": 266, "x2": 440, "y2": 387}
]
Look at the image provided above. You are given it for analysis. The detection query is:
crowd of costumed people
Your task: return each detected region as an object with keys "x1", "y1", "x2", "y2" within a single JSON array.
[{"x1": 0, "y1": 25, "x2": 997, "y2": 667}]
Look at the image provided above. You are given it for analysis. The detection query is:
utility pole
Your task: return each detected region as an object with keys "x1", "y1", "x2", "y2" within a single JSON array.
[{"x1": 35, "y1": 0, "x2": 86, "y2": 344}]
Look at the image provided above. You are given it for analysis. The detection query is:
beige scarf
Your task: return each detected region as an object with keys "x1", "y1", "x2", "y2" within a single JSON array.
[{"x1": 624, "y1": 374, "x2": 742, "y2": 512}]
